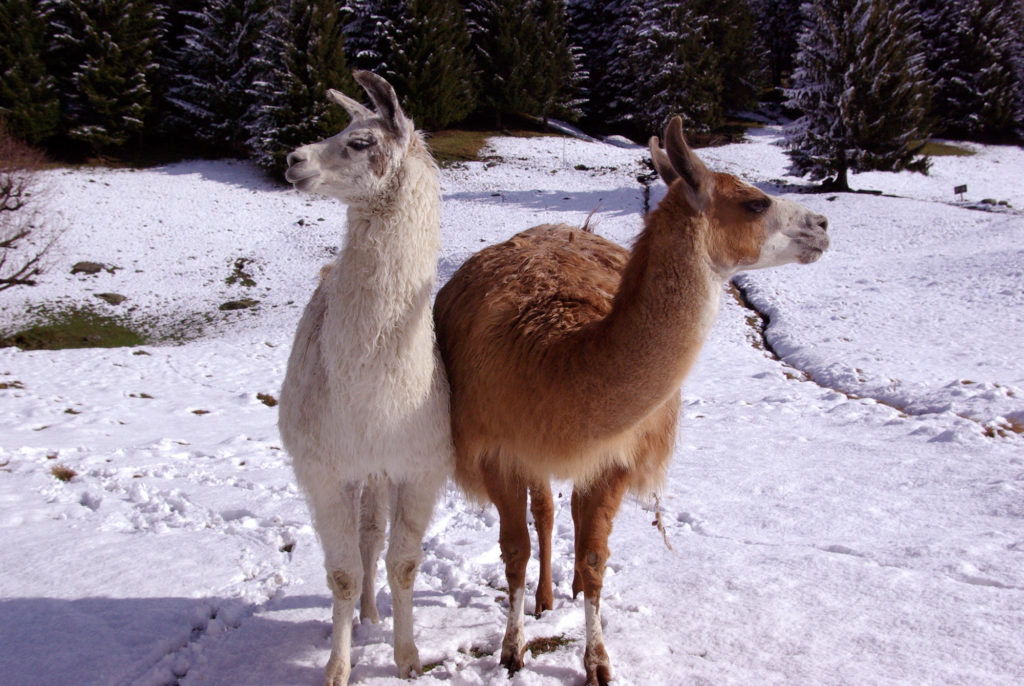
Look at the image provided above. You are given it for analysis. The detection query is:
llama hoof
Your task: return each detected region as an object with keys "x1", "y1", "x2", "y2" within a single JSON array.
[
  {"x1": 535, "y1": 590, "x2": 554, "y2": 616},
  {"x1": 359, "y1": 606, "x2": 380, "y2": 624},
  {"x1": 394, "y1": 645, "x2": 422, "y2": 678},
  {"x1": 584, "y1": 663, "x2": 612, "y2": 686},
  {"x1": 324, "y1": 659, "x2": 351, "y2": 686},
  {"x1": 572, "y1": 571, "x2": 583, "y2": 599},
  {"x1": 500, "y1": 646, "x2": 525, "y2": 676},
  {"x1": 584, "y1": 643, "x2": 611, "y2": 686}
]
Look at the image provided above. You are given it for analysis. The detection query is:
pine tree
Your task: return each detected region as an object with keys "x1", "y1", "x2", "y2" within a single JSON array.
[
  {"x1": 343, "y1": 0, "x2": 404, "y2": 72},
  {"x1": 381, "y1": 0, "x2": 476, "y2": 130},
  {"x1": 785, "y1": 0, "x2": 932, "y2": 190},
  {"x1": 0, "y1": 0, "x2": 61, "y2": 145},
  {"x1": 250, "y1": 0, "x2": 356, "y2": 175},
  {"x1": 692, "y1": 0, "x2": 764, "y2": 115},
  {"x1": 530, "y1": 0, "x2": 584, "y2": 122},
  {"x1": 467, "y1": 0, "x2": 537, "y2": 127},
  {"x1": 166, "y1": 0, "x2": 273, "y2": 155},
  {"x1": 149, "y1": 0, "x2": 205, "y2": 143},
  {"x1": 467, "y1": 0, "x2": 579, "y2": 127},
  {"x1": 748, "y1": 0, "x2": 804, "y2": 89},
  {"x1": 919, "y1": 0, "x2": 1024, "y2": 142},
  {"x1": 611, "y1": 0, "x2": 723, "y2": 137},
  {"x1": 566, "y1": 0, "x2": 632, "y2": 128},
  {"x1": 49, "y1": 0, "x2": 162, "y2": 154}
]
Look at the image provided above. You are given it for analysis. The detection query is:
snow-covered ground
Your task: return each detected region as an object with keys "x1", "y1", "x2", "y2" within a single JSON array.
[{"x1": 1, "y1": 127, "x2": 1022, "y2": 685}]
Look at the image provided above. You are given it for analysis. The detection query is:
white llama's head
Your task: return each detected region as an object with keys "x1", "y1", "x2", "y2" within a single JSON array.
[
  {"x1": 649, "y1": 117, "x2": 829, "y2": 276},
  {"x1": 285, "y1": 71, "x2": 415, "y2": 203}
]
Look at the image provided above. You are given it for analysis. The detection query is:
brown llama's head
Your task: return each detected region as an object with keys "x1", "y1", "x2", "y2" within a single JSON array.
[
  {"x1": 650, "y1": 117, "x2": 829, "y2": 276},
  {"x1": 284, "y1": 71, "x2": 416, "y2": 203}
]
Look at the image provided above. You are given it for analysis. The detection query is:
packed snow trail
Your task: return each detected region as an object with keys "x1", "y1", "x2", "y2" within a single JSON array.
[{"x1": 2, "y1": 131, "x2": 1022, "y2": 685}]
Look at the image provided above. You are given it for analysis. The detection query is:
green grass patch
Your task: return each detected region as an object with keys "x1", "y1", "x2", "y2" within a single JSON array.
[
  {"x1": 917, "y1": 140, "x2": 975, "y2": 157},
  {"x1": 1, "y1": 305, "x2": 146, "y2": 350}
]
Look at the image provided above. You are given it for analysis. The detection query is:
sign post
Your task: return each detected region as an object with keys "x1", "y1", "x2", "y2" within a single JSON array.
[{"x1": 954, "y1": 184, "x2": 967, "y2": 201}]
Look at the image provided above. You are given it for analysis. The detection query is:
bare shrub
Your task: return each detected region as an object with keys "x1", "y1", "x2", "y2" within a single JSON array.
[{"x1": 1, "y1": 121, "x2": 61, "y2": 291}]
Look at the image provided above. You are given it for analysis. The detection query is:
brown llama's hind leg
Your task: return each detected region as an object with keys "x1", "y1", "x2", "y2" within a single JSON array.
[
  {"x1": 529, "y1": 480, "x2": 554, "y2": 616},
  {"x1": 571, "y1": 489, "x2": 584, "y2": 598},
  {"x1": 573, "y1": 467, "x2": 630, "y2": 686},
  {"x1": 483, "y1": 465, "x2": 530, "y2": 674}
]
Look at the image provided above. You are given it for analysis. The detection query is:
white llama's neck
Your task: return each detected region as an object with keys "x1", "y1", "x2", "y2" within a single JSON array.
[{"x1": 323, "y1": 154, "x2": 440, "y2": 358}]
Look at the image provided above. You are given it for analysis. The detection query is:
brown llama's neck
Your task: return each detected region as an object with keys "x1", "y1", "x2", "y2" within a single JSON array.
[{"x1": 568, "y1": 187, "x2": 720, "y2": 439}]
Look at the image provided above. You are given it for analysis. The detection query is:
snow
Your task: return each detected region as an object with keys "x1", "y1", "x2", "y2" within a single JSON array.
[{"x1": 2, "y1": 128, "x2": 1023, "y2": 685}]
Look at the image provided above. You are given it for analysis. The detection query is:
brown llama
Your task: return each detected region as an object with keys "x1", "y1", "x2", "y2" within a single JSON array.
[{"x1": 433, "y1": 116, "x2": 829, "y2": 685}]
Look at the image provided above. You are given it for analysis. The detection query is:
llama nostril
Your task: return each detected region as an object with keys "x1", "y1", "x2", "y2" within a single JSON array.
[
  {"x1": 815, "y1": 214, "x2": 828, "y2": 232},
  {"x1": 286, "y1": 151, "x2": 305, "y2": 167}
]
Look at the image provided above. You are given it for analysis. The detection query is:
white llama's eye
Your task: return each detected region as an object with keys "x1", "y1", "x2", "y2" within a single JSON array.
[{"x1": 347, "y1": 139, "x2": 373, "y2": 151}]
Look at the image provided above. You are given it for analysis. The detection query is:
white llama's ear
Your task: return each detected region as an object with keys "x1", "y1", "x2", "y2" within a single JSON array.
[
  {"x1": 663, "y1": 116, "x2": 712, "y2": 213},
  {"x1": 353, "y1": 70, "x2": 412, "y2": 139},
  {"x1": 649, "y1": 135, "x2": 679, "y2": 186},
  {"x1": 326, "y1": 88, "x2": 373, "y2": 121}
]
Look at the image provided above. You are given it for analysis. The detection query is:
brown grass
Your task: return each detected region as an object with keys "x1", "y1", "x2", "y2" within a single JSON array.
[
  {"x1": 526, "y1": 634, "x2": 573, "y2": 656},
  {"x1": 51, "y1": 464, "x2": 77, "y2": 482}
]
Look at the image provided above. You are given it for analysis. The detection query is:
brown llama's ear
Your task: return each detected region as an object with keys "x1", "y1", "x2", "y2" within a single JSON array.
[
  {"x1": 326, "y1": 88, "x2": 374, "y2": 121},
  {"x1": 353, "y1": 70, "x2": 411, "y2": 139},
  {"x1": 649, "y1": 135, "x2": 679, "y2": 186},
  {"x1": 664, "y1": 116, "x2": 712, "y2": 213}
]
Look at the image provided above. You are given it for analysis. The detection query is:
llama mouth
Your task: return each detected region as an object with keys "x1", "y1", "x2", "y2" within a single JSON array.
[
  {"x1": 284, "y1": 167, "x2": 320, "y2": 188},
  {"x1": 799, "y1": 248, "x2": 825, "y2": 264}
]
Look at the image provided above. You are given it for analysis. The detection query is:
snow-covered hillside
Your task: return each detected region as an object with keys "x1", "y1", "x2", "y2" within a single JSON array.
[{"x1": 1, "y1": 128, "x2": 1022, "y2": 685}]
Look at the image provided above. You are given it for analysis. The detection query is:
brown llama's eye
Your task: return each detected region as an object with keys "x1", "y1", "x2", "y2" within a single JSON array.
[{"x1": 744, "y1": 198, "x2": 771, "y2": 215}]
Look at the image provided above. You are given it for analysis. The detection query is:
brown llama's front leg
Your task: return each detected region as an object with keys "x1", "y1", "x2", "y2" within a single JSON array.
[
  {"x1": 483, "y1": 467, "x2": 530, "y2": 675},
  {"x1": 529, "y1": 480, "x2": 554, "y2": 615},
  {"x1": 573, "y1": 467, "x2": 630, "y2": 686}
]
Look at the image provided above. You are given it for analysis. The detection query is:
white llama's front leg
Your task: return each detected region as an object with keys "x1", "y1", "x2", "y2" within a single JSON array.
[
  {"x1": 386, "y1": 475, "x2": 442, "y2": 677},
  {"x1": 359, "y1": 475, "x2": 389, "y2": 623},
  {"x1": 310, "y1": 482, "x2": 363, "y2": 686}
]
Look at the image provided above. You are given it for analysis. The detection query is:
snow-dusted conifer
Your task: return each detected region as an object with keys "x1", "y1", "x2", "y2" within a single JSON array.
[
  {"x1": 467, "y1": 0, "x2": 579, "y2": 127},
  {"x1": 691, "y1": 0, "x2": 764, "y2": 116},
  {"x1": 566, "y1": 0, "x2": 632, "y2": 128},
  {"x1": 0, "y1": 0, "x2": 60, "y2": 145},
  {"x1": 786, "y1": 0, "x2": 931, "y2": 190},
  {"x1": 342, "y1": 0, "x2": 403, "y2": 72},
  {"x1": 167, "y1": 0, "x2": 272, "y2": 156},
  {"x1": 611, "y1": 0, "x2": 722, "y2": 136},
  {"x1": 381, "y1": 0, "x2": 476, "y2": 130},
  {"x1": 749, "y1": 0, "x2": 804, "y2": 89},
  {"x1": 250, "y1": 0, "x2": 355, "y2": 174},
  {"x1": 920, "y1": 0, "x2": 1024, "y2": 141},
  {"x1": 49, "y1": 0, "x2": 162, "y2": 153},
  {"x1": 530, "y1": 0, "x2": 584, "y2": 122}
]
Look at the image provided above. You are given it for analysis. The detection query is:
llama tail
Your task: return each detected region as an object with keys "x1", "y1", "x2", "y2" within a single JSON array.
[{"x1": 580, "y1": 205, "x2": 602, "y2": 234}]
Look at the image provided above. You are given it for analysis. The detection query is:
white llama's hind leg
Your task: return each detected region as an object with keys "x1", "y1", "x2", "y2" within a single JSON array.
[
  {"x1": 358, "y1": 475, "x2": 388, "y2": 623},
  {"x1": 309, "y1": 481, "x2": 363, "y2": 686},
  {"x1": 386, "y1": 475, "x2": 443, "y2": 677}
]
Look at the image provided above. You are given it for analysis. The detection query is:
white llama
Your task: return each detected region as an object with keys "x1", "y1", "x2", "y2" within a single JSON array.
[{"x1": 278, "y1": 71, "x2": 452, "y2": 686}]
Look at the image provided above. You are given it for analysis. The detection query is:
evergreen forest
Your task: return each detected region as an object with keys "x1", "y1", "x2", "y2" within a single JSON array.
[{"x1": 2, "y1": 0, "x2": 1022, "y2": 184}]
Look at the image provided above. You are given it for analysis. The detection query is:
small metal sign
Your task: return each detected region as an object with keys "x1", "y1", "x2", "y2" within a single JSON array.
[{"x1": 954, "y1": 184, "x2": 967, "y2": 200}]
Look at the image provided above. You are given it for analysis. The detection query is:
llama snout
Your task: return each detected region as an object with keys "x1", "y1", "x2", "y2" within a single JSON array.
[{"x1": 284, "y1": 148, "x2": 321, "y2": 188}]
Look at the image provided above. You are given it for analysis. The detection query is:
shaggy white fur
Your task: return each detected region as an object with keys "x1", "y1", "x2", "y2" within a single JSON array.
[{"x1": 278, "y1": 71, "x2": 453, "y2": 686}]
